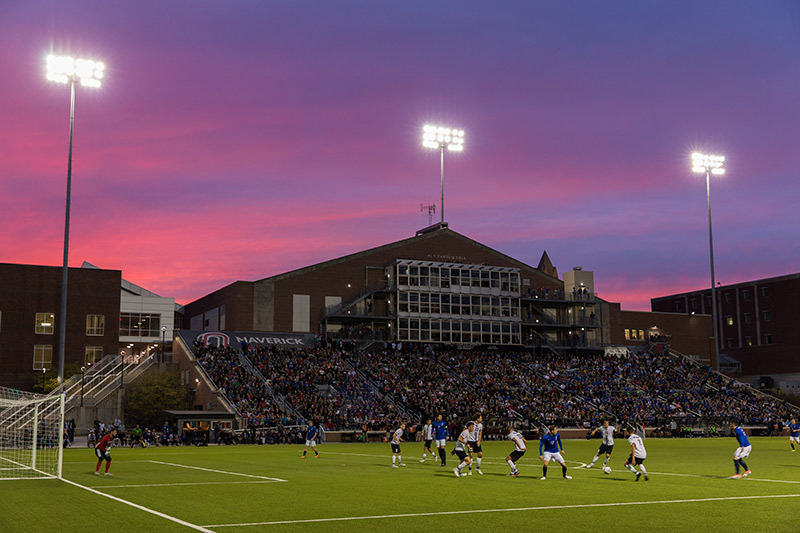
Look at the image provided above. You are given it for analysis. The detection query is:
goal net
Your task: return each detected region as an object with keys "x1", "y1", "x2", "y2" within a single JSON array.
[{"x1": 0, "y1": 386, "x2": 64, "y2": 480}]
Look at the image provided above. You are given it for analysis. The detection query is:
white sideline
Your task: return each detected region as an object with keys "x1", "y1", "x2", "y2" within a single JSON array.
[
  {"x1": 95, "y1": 480, "x2": 284, "y2": 489},
  {"x1": 146, "y1": 460, "x2": 287, "y2": 482},
  {"x1": 60, "y1": 477, "x2": 215, "y2": 532},
  {"x1": 203, "y1": 493, "x2": 800, "y2": 528}
]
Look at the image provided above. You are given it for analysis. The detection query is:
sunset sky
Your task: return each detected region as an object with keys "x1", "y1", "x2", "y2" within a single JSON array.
[{"x1": 2, "y1": 1, "x2": 798, "y2": 310}]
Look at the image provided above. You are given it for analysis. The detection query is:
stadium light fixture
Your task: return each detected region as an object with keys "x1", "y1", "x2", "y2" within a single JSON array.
[
  {"x1": 691, "y1": 152, "x2": 725, "y2": 371},
  {"x1": 45, "y1": 54, "x2": 104, "y2": 384},
  {"x1": 422, "y1": 124, "x2": 465, "y2": 224}
]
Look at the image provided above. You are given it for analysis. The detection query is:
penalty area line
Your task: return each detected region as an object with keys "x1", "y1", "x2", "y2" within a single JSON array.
[
  {"x1": 203, "y1": 493, "x2": 800, "y2": 528},
  {"x1": 94, "y1": 480, "x2": 284, "y2": 489},
  {"x1": 60, "y1": 477, "x2": 214, "y2": 532},
  {"x1": 146, "y1": 460, "x2": 287, "y2": 482}
]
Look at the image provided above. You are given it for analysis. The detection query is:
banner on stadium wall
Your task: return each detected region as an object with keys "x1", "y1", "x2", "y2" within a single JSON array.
[{"x1": 179, "y1": 330, "x2": 315, "y2": 349}]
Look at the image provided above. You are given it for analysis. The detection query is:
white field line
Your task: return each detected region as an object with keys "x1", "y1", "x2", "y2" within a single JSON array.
[
  {"x1": 60, "y1": 477, "x2": 215, "y2": 532},
  {"x1": 147, "y1": 460, "x2": 287, "y2": 482},
  {"x1": 95, "y1": 480, "x2": 283, "y2": 489},
  {"x1": 204, "y1": 493, "x2": 800, "y2": 528}
]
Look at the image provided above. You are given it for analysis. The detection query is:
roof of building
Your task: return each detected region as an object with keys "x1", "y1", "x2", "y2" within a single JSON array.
[{"x1": 651, "y1": 272, "x2": 800, "y2": 301}]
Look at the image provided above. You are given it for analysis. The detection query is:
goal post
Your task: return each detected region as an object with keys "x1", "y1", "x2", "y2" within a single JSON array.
[{"x1": 0, "y1": 386, "x2": 65, "y2": 480}]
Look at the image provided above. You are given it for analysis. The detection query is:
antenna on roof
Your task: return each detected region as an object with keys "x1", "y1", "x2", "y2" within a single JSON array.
[{"x1": 420, "y1": 203, "x2": 436, "y2": 225}]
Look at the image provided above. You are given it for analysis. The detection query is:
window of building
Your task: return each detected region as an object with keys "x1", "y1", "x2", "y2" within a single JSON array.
[
  {"x1": 727, "y1": 338, "x2": 735, "y2": 348},
  {"x1": 624, "y1": 328, "x2": 631, "y2": 340},
  {"x1": 690, "y1": 298, "x2": 697, "y2": 310},
  {"x1": 33, "y1": 345, "x2": 53, "y2": 370},
  {"x1": 85, "y1": 346, "x2": 103, "y2": 364},
  {"x1": 726, "y1": 316, "x2": 734, "y2": 326},
  {"x1": 764, "y1": 334, "x2": 773, "y2": 344},
  {"x1": 120, "y1": 313, "x2": 162, "y2": 337},
  {"x1": 760, "y1": 286, "x2": 769, "y2": 298},
  {"x1": 674, "y1": 301, "x2": 681, "y2": 312},
  {"x1": 742, "y1": 290, "x2": 750, "y2": 302},
  {"x1": 706, "y1": 295, "x2": 712, "y2": 307},
  {"x1": 35, "y1": 313, "x2": 55, "y2": 335},
  {"x1": 743, "y1": 313, "x2": 752, "y2": 324},
  {"x1": 763, "y1": 310, "x2": 771, "y2": 322},
  {"x1": 744, "y1": 336, "x2": 753, "y2": 347},
  {"x1": 724, "y1": 293, "x2": 732, "y2": 304},
  {"x1": 638, "y1": 329, "x2": 644, "y2": 340},
  {"x1": 86, "y1": 315, "x2": 105, "y2": 336}
]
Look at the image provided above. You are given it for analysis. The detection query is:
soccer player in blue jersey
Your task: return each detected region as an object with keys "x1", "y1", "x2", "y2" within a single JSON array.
[
  {"x1": 786, "y1": 418, "x2": 799, "y2": 452},
  {"x1": 539, "y1": 425, "x2": 571, "y2": 480},
  {"x1": 730, "y1": 420, "x2": 752, "y2": 478},
  {"x1": 301, "y1": 421, "x2": 319, "y2": 458},
  {"x1": 432, "y1": 414, "x2": 449, "y2": 466}
]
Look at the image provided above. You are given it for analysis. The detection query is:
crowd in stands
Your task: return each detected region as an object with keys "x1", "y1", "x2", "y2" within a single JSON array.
[{"x1": 190, "y1": 339, "x2": 798, "y2": 435}]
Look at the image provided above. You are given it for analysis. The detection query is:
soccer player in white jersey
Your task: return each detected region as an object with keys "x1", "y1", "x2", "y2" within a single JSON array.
[
  {"x1": 391, "y1": 422, "x2": 407, "y2": 468},
  {"x1": 453, "y1": 421, "x2": 474, "y2": 477},
  {"x1": 420, "y1": 418, "x2": 436, "y2": 462},
  {"x1": 623, "y1": 426, "x2": 648, "y2": 481},
  {"x1": 586, "y1": 419, "x2": 615, "y2": 469},
  {"x1": 505, "y1": 426, "x2": 526, "y2": 477},
  {"x1": 467, "y1": 413, "x2": 484, "y2": 475}
]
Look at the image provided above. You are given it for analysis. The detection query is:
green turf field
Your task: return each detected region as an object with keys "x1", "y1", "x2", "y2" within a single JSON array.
[{"x1": 1, "y1": 437, "x2": 798, "y2": 532}]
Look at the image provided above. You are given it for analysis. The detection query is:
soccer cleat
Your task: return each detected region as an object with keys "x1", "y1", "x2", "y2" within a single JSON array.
[
  {"x1": 477, "y1": 469, "x2": 483, "y2": 475},
  {"x1": 94, "y1": 471, "x2": 100, "y2": 475},
  {"x1": 468, "y1": 470, "x2": 473, "y2": 476},
  {"x1": 540, "y1": 476, "x2": 547, "y2": 480},
  {"x1": 585, "y1": 464, "x2": 594, "y2": 469},
  {"x1": 104, "y1": 472, "x2": 113, "y2": 476},
  {"x1": 460, "y1": 473, "x2": 468, "y2": 477},
  {"x1": 512, "y1": 470, "x2": 520, "y2": 477},
  {"x1": 564, "y1": 475, "x2": 572, "y2": 480},
  {"x1": 420, "y1": 459, "x2": 426, "y2": 463},
  {"x1": 392, "y1": 464, "x2": 399, "y2": 468},
  {"x1": 644, "y1": 474, "x2": 649, "y2": 481},
  {"x1": 300, "y1": 456, "x2": 306, "y2": 459},
  {"x1": 453, "y1": 468, "x2": 461, "y2": 477},
  {"x1": 731, "y1": 474, "x2": 743, "y2": 479},
  {"x1": 635, "y1": 472, "x2": 641, "y2": 481},
  {"x1": 399, "y1": 463, "x2": 406, "y2": 467},
  {"x1": 743, "y1": 470, "x2": 751, "y2": 477}
]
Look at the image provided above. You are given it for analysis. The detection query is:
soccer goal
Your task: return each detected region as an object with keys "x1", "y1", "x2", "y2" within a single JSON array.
[{"x1": 0, "y1": 386, "x2": 65, "y2": 480}]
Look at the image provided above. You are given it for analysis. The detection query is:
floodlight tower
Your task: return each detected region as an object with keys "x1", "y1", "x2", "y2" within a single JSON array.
[
  {"x1": 46, "y1": 54, "x2": 105, "y2": 384},
  {"x1": 692, "y1": 152, "x2": 725, "y2": 371},
  {"x1": 422, "y1": 125, "x2": 464, "y2": 224}
]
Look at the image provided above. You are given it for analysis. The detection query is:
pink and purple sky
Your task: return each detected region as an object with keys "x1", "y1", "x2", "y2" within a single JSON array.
[{"x1": 2, "y1": 1, "x2": 799, "y2": 310}]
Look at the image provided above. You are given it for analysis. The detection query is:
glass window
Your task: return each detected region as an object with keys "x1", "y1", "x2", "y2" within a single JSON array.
[
  {"x1": 398, "y1": 265, "x2": 408, "y2": 275},
  {"x1": 440, "y1": 268, "x2": 450, "y2": 288},
  {"x1": 120, "y1": 313, "x2": 162, "y2": 337},
  {"x1": 745, "y1": 336, "x2": 753, "y2": 347},
  {"x1": 85, "y1": 346, "x2": 103, "y2": 364},
  {"x1": 674, "y1": 301, "x2": 681, "y2": 312},
  {"x1": 490, "y1": 271, "x2": 500, "y2": 289},
  {"x1": 743, "y1": 313, "x2": 752, "y2": 324},
  {"x1": 724, "y1": 293, "x2": 732, "y2": 304},
  {"x1": 36, "y1": 313, "x2": 55, "y2": 335},
  {"x1": 760, "y1": 286, "x2": 769, "y2": 298},
  {"x1": 624, "y1": 329, "x2": 631, "y2": 340},
  {"x1": 742, "y1": 290, "x2": 750, "y2": 302},
  {"x1": 764, "y1": 334, "x2": 773, "y2": 344},
  {"x1": 727, "y1": 338, "x2": 735, "y2": 348},
  {"x1": 33, "y1": 345, "x2": 53, "y2": 370},
  {"x1": 86, "y1": 315, "x2": 105, "y2": 336},
  {"x1": 763, "y1": 310, "x2": 771, "y2": 322},
  {"x1": 690, "y1": 298, "x2": 697, "y2": 310},
  {"x1": 638, "y1": 329, "x2": 645, "y2": 340},
  {"x1": 726, "y1": 316, "x2": 734, "y2": 326}
]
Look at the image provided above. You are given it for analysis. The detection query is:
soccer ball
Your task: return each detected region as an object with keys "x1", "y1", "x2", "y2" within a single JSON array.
[{"x1": 602, "y1": 466, "x2": 612, "y2": 474}]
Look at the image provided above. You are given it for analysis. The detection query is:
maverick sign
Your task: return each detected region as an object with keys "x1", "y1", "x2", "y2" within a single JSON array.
[{"x1": 180, "y1": 330, "x2": 315, "y2": 349}]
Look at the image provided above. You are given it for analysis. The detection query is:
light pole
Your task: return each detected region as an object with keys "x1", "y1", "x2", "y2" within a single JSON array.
[
  {"x1": 80, "y1": 366, "x2": 86, "y2": 407},
  {"x1": 692, "y1": 152, "x2": 725, "y2": 371},
  {"x1": 422, "y1": 125, "x2": 464, "y2": 224},
  {"x1": 45, "y1": 54, "x2": 105, "y2": 384},
  {"x1": 161, "y1": 326, "x2": 167, "y2": 363}
]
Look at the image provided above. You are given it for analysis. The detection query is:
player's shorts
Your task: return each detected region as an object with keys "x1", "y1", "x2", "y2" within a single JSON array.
[
  {"x1": 597, "y1": 443, "x2": 614, "y2": 455},
  {"x1": 455, "y1": 449, "x2": 468, "y2": 461},
  {"x1": 627, "y1": 454, "x2": 646, "y2": 464},
  {"x1": 509, "y1": 450, "x2": 526, "y2": 462},
  {"x1": 790, "y1": 436, "x2": 799, "y2": 443},
  {"x1": 424, "y1": 439, "x2": 433, "y2": 448},
  {"x1": 734, "y1": 445, "x2": 752, "y2": 459},
  {"x1": 305, "y1": 439, "x2": 316, "y2": 447},
  {"x1": 391, "y1": 443, "x2": 401, "y2": 454},
  {"x1": 467, "y1": 441, "x2": 482, "y2": 453},
  {"x1": 435, "y1": 438, "x2": 447, "y2": 448},
  {"x1": 542, "y1": 452, "x2": 564, "y2": 464},
  {"x1": 94, "y1": 448, "x2": 111, "y2": 461}
]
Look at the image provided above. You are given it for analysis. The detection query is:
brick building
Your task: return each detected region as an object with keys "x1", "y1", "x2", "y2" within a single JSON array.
[
  {"x1": 0, "y1": 263, "x2": 121, "y2": 390},
  {"x1": 651, "y1": 272, "x2": 800, "y2": 390}
]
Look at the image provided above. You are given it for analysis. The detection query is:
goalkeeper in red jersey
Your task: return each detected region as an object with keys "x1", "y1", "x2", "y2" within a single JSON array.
[{"x1": 94, "y1": 428, "x2": 117, "y2": 475}]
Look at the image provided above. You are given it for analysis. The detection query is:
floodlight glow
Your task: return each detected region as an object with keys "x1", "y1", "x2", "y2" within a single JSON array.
[
  {"x1": 691, "y1": 152, "x2": 725, "y2": 173},
  {"x1": 46, "y1": 54, "x2": 104, "y2": 88},
  {"x1": 422, "y1": 124, "x2": 465, "y2": 151}
]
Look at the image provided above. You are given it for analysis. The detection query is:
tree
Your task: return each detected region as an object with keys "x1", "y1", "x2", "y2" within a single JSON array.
[{"x1": 124, "y1": 370, "x2": 190, "y2": 428}]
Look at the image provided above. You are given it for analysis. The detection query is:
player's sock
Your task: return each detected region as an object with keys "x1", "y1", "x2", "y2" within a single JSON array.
[
  {"x1": 507, "y1": 459, "x2": 516, "y2": 471},
  {"x1": 392, "y1": 455, "x2": 396, "y2": 465},
  {"x1": 603, "y1": 457, "x2": 610, "y2": 466},
  {"x1": 96, "y1": 460, "x2": 102, "y2": 472},
  {"x1": 590, "y1": 454, "x2": 599, "y2": 466},
  {"x1": 105, "y1": 462, "x2": 110, "y2": 473},
  {"x1": 398, "y1": 455, "x2": 402, "y2": 465},
  {"x1": 733, "y1": 459, "x2": 740, "y2": 474},
  {"x1": 458, "y1": 461, "x2": 467, "y2": 471},
  {"x1": 468, "y1": 463, "x2": 472, "y2": 471},
  {"x1": 477, "y1": 457, "x2": 482, "y2": 469},
  {"x1": 302, "y1": 450, "x2": 307, "y2": 457},
  {"x1": 738, "y1": 459, "x2": 748, "y2": 471},
  {"x1": 542, "y1": 465, "x2": 548, "y2": 477},
  {"x1": 439, "y1": 449, "x2": 446, "y2": 464},
  {"x1": 638, "y1": 464, "x2": 647, "y2": 475},
  {"x1": 791, "y1": 442, "x2": 796, "y2": 450},
  {"x1": 422, "y1": 453, "x2": 426, "y2": 460},
  {"x1": 625, "y1": 464, "x2": 637, "y2": 474},
  {"x1": 562, "y1": 464, "x2": 568, "y2": 476}
]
